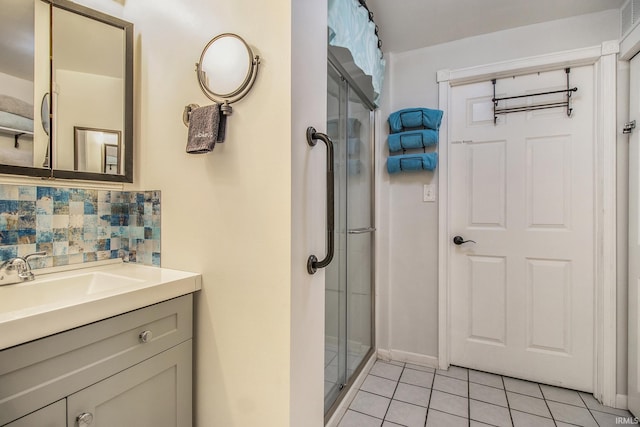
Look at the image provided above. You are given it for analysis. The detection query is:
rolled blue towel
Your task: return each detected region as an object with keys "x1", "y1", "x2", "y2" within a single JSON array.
[
  {"x1": 388, "y1": 129, "x2": 438, "y2": 152},
  {"x1": 388, "y1": 108, "x2": 443, "y2": 133},
  {"x1": 387, "y1": 152, "x2": 438, "y2": 174}
]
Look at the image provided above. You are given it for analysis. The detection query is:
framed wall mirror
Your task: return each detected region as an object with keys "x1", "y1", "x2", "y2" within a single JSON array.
[
  {"x1": 0, "y1": 0, "x2": 133, "y2": 182},
  {"x1": 73, "y1": 127, "x2": 121, "y2": 175}
]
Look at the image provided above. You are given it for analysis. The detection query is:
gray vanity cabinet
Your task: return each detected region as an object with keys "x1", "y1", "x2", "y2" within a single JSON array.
[
  {"x1": 0, "y1": 295, "x2": 193, "y2": 427},
  {"x1": 4, "y1": 401, "x2": 66, "y2": 427}
]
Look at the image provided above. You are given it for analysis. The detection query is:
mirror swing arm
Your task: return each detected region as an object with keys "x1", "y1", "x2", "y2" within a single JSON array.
[{"x1": 183, "y1": 33, "x2": 260, "y2": 126}]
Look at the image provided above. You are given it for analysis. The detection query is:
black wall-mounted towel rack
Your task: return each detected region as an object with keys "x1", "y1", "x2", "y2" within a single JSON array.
[{"x1": 492, "y1": 68, "x2": 577, "y2": 124}]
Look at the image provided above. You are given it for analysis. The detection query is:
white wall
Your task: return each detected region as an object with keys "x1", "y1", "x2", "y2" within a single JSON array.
[
  {"x1": 0, "y1": 72, "x2": 34, "y2": 166},
  {"x1": 0, "y1": 72, "x2": 32, "y2": 103},
  {"x1": 291, "y1": 0, "x2": 328, "y2": 424},
  {"x1": 0, "y1": 139, "x2": 33, "y2": 167},
  {"x1": 65, "y1": 0, "x2": 327, "y2": 425},
  {"x1": 379, "y1": 9, "x2": 623, "y2": 376}
]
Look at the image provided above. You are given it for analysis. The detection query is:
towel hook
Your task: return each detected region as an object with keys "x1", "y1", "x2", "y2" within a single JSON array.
[
  {"x1": 183, "y1": 101, "x2": 233, "y2": 127},
  {"x1": 183, "y1": 103, "x2": 200, "y2": 126}
]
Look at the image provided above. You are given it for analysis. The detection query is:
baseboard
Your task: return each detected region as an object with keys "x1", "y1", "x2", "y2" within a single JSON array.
[
  {"x1": 325, "y1": 352, "x2": 376, "y2": 427},
  {"x1": 377, "y1": 348, "x2": 439, "y2": 369},
  {"x1": 617, "y1": 393, "x2": 629, "y2": 410}
]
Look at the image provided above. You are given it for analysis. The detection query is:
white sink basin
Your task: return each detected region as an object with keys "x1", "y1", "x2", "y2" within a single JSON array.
[
  {"x1": 0, "y1": 272, "x2": 145, "y2": 312},
  {"x1": 63, "y1": 271, "x2": 146, "y2": 294},
  {"x1": 0, "y1": 260, "x2": 201, "y2": 350}
]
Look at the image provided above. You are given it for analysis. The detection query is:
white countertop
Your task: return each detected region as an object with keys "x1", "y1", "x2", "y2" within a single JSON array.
[{"x1": 0, "y1": 260, "x2": 201, "y2": 350}]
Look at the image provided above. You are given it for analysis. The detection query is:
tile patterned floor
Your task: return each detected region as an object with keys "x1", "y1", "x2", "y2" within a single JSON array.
[{"x1": 337, "y1": 360, "x2": 636, "y2": 427}]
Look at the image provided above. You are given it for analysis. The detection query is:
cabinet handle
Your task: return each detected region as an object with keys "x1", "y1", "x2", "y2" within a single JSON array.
[
  {"x1": 77, "y1": 412, "x2": 94, "y2": 426},
  {"x1": 139, "y1": 330, "x2": 153, "y2": 343}
]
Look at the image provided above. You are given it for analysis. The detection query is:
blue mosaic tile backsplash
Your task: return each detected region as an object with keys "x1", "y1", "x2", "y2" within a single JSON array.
[{"x1": 0, "y1": 185, "x2": 161, "y2": 269}]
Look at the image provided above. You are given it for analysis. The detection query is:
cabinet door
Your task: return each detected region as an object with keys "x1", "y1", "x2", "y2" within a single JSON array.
[
  {"x1": 3, "y1": 400, "x2": 66, "y2": 427},
  {"x1": 67, "y1": 341, "x2": 192, "y2": 427}
]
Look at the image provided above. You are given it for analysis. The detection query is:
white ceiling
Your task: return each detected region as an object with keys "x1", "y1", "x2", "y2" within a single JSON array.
[{"x1": 366, "y1": 0, "x2": 626, "y2": 53}]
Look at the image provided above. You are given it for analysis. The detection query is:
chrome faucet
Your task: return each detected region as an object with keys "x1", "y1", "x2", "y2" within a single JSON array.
[{"x1": 0, "y1": 251, "x2": 47, "y2": 286}]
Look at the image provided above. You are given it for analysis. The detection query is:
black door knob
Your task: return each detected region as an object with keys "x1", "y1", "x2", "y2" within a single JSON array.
[{"x1": 453, "y1": 236, "x2": 476, "y2": 245}]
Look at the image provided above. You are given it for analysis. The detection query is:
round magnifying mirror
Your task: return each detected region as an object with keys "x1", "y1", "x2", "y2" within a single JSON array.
[{"x1": 197, "y1": 33, "x2": 256, "y2": 100}]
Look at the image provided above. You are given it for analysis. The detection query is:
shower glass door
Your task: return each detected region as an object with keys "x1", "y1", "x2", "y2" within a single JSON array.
[
  {"x1": 324, "y1": 64, "x2": 348, "y2": 412},
  {"x1": 324, "y1": 62, "x2": 374, "y2": 416}
]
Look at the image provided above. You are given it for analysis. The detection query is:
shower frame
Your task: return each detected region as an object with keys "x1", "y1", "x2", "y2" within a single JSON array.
[{"x1": 324, "y1": 53, "x2": 376, "y2": 423}]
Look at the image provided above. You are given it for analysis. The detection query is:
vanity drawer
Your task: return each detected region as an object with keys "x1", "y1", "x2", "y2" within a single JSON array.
[{"x1": 0, "y1": 294, "x2": 193, "y2": 426}]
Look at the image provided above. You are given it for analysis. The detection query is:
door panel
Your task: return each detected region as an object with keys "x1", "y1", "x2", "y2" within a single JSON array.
[
  {"x1": 526, "y1": 136, "x2": 571, "y2": 229},
  {"x1": 628, "y1": 53, "x2": 640, "y2": 417},
  {"x1": 526, "y1": 259, "x2": 571, "y2": 353},
  {"x1": 468, "y1": 141, "x2": 506, "y2": 228},
  {"x1": 468, "y1": 255, "x2": 507, "y2": 344},
  {"x1": 449, "y1": 66, "x2": 595, "y2": 391}
]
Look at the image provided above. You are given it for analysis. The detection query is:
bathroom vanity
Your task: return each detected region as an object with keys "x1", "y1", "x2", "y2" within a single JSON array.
[{"x1": 0, "y1": 262, "x2": 201, "y2": 427}]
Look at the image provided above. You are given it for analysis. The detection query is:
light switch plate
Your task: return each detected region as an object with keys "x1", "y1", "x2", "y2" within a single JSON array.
[{"x1": 423, "y1": 184, "x2": 436, "y2": 202}]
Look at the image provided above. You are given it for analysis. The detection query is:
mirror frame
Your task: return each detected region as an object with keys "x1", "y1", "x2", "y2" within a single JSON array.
[
  {"x1": 73, "y1": 126, "x2": 122, "y2": 175},
  {"x1": 0, "y1": 0, "x2": 134, "y2": 183}
]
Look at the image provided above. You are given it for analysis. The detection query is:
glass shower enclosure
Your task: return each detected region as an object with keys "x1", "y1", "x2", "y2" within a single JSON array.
[{"x1": 324, "y1": 60, "x2": 375, "y2": 418}]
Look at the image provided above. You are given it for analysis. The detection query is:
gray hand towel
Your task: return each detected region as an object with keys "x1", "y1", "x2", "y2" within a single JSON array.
[
  {"x1": 217, "y1": 114, "x2": 227, "y2": 143},
  {"x1": 186, "y1": 104, "x2": 220, "y2": 153}
]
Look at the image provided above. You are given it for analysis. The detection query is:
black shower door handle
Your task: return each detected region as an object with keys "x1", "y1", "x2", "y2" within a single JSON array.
[{"x1": 307, "y1": 127, "x2": 335, "y2": 274}]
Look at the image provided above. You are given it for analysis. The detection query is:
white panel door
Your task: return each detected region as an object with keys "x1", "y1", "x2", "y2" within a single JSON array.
[
  {"x1": 449, "y1": 66, "x2": 595, "y2": 391},
  {"x1": 628, "y1": 54, "x2": 640, "y2": 417}
]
